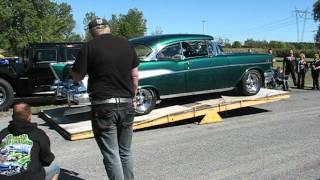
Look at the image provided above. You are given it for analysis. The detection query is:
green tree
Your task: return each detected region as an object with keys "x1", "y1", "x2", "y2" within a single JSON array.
[
  {"x1": 110, "y1": 8, "x2": 147, "y2": 38},
  {"x1": 314, "y1": 0, "x2": 320, "y2": 42},
  {"x1": 0, "y1": 0, "x2": 79, "y2": 55},
  {"x1": 83, "y1": 12, "x2": 98, "y2": 40},
  {"x1": 244, "y1": 39, "x2": 255, "y2": 48},
  {"x1": 108, "y1": 14, "x2": 121, "y2": 37},
  {"x1": 84, "y1": 8, "x2": 147, "y2": 39},
  {"x1": 66, "y1": 32, "x2": 83, "y2": 42},
  {"x1": 269, "y1": 41, "x2": 286, "y2": 48},
  {"x1": 232, "y1": 41, "x2": 242, "y2": 48},
  {"x1": 315, "y1": 26, "x2": 320, "y2": 43},
  {"x1": 244, "y1": 39, "x2": 268, "y2": 48}
]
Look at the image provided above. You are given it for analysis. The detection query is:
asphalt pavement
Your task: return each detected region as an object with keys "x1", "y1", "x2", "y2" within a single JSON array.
[{"x1": 0, "y1": 89, "x2": 320, "y2": 180}]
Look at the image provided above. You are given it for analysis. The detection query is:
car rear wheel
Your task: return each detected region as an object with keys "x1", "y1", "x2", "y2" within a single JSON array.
[
  {"x1": 0, "y1": 78, "x2": 14, "y2": 111},
  {"x1": 240, "y1": 70, "x2": 262, "y2": 96},
  {"x1": 135, "y1": 88, "x2": 157, "y2": 115}
]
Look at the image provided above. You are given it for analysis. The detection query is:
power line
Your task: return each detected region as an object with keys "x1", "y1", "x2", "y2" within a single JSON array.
[
  {"x1": 219, "y1": 17, "x2": 294, "y2": 38},
  {"x1": 245, "y1": 17, "x2": 293, "y2": 32}
]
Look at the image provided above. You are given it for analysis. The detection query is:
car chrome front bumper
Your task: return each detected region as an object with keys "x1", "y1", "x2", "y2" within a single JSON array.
[{"x1": 53, "y1": 80, "x2": 90, "y2": 106}]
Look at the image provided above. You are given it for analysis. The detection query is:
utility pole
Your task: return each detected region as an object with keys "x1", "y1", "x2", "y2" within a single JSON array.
[
  {"x1": 294, "y1": 8, "x2": 310, "y2": 42},
  {"x1": 201, "y1": 20, "x2": 206, "y2": 34},
  {"x1": 295, "y1": 8, "x2": 300, "y2": 42}
]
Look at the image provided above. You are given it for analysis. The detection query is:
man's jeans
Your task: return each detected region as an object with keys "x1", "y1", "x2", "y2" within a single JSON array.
[
  {"x1": 45, "y1": 163, "x2": 60, "y2": 180},
  {"x1": 91, "y1": 102, "x2": 135, "y2": 180}
]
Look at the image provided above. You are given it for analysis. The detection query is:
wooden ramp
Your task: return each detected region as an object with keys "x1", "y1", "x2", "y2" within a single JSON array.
[{"x1": 39, "y1": 89, "x2": 289, "y2": 141}]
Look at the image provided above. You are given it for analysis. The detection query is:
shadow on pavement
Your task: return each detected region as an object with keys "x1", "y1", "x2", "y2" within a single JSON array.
[
  {"x1": 219, "y1": 106, "x2": 270, "y2": 118},
  {"x1": 135, "y1": 106, "x2": 270, "y2": 132},
  {"x1": 59, "y1": 169, "x2": 85, "y2": 180}
]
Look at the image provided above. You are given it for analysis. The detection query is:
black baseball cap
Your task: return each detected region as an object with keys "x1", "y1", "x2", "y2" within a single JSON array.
[{"x1": 88, "y1": 18, "x2": 108, "y2": 29}]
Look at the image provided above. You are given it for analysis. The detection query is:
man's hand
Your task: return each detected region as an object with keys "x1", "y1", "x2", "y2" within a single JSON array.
[
  {"x1": 69, "y1": 69, "x2": 84, "y2": 82},
  {"x1": 132, "y1": 98, "x2": 137, "y2": 110}
]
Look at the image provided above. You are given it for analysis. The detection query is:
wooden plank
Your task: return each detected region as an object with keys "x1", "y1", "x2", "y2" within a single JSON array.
[
  {"x1": 134, "y1": 105, "x2": 190, "y2": 122},
  {"x1": 40, "y1": 88, "x2": 290, "y2": 141},
  {"x1": 70, "y1": 131, "x2": 94, "y2": 141}
]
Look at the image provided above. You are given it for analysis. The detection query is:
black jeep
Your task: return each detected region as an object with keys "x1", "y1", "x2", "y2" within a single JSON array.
[{"x1": 0, "y1": 42, "x2": 84, "y2": 110}]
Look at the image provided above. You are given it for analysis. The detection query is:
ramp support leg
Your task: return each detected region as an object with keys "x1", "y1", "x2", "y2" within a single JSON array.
[{"x1": 198, "y1": 110, "x2": 223, "y2": 125}]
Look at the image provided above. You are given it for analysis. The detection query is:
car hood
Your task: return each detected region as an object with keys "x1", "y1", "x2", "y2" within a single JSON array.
[{"x1": 50, "y1": 63, "x2": 72, "y2": 81}]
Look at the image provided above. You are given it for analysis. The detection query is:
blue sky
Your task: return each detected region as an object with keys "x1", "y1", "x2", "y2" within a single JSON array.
[{"x1": 56, "y1": 0, "x2": 318, "y2": 43}]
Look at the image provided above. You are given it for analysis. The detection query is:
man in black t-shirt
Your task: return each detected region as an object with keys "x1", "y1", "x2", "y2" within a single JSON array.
[
  {"x1": 283, "y1": 49, "x2": 297, "y2": 86},
  {"x1": 71, "y1": 18, "x2": 139, "y2": 180}
]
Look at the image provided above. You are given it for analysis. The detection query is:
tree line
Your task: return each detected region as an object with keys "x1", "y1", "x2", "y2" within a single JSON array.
[
  {"x1": 2, "y1": 0, "x2": 320, "y2": 56},
  {"x1": 216, "y1": 38, "x2": 317, "y2": 50},
  {"x1": 0, "y1": 0, "x2": 147, "y2": 55}
]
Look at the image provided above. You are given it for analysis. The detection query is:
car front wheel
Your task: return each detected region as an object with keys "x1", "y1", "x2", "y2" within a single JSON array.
[
  {"x1": 240, "y1": 70, "x2": 262, "y2": 96},
  {"x1": 135, "y1": 88, "x2": 157, "y2": 115}
]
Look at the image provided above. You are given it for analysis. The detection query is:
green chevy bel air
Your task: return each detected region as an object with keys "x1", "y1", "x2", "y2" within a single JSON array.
[{"x1": 50, "y1": 34, "x2": 273, "y2": 115}]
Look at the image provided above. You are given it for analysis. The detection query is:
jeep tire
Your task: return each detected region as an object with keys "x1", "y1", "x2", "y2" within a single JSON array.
[{"x1": 0, "y1": 78, "x2": 14, "y2": 110}]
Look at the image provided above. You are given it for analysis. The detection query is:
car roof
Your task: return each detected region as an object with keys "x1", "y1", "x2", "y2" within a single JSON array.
[
  {"x1": 26, "y1": 42, "x2": 84, "y2": 48},
  {"x1": 129, "y1": 34, "x2": 213, "y2": 48}
]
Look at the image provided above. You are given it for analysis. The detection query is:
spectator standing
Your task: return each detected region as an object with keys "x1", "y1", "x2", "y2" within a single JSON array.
[
  {"x1": 297, "y1": 53, "x2": 308, "y2": 89},
  {"x1": 268, "y1": 48, "x2": 276, "y2": 66},
  {"x1": 310, "y1": 53, "x2": 320, "y2": 90},
  {"x1": 70, "y1": 18, "x2": 139, "y2": 180},
  {"x1": 283, "y1": 49, "x2": 298, "y2": 86},
  {"x1": 0, "y1": 103, "x2": 60, "y2": 180}
]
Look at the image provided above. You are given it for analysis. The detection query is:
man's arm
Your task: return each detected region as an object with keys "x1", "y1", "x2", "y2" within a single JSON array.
[
  {"x1": 70, "y1": 44, "x2": 88, "y2": 82},
  {"x1": 38, "y1": 130, "x2": 55, "y2": 166},
  {"x1": 131, "y1": 67, "x2": 139, "y2": 96}
]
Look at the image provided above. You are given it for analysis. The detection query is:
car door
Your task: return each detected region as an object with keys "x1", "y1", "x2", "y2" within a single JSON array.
[
  {"x1": 208, "y1": 42, "x2": 232, "y2": 89},
  {"x1": 184, "y1": 40, "x2": 214, "y2": 92},
  {"x1": 28, "y1": 48, "x2": 58, "y2": 91},
  {"x1": 138, "y1": 43, "x2": 187, "y2": 96}
]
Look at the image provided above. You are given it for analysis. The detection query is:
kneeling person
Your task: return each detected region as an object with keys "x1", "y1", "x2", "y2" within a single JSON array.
[{"x1": 0, "y1": 103, "x2": 60, "y2": 180}]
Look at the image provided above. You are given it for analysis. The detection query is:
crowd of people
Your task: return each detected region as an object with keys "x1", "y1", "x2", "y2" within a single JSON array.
[{"x1": 270, "y1": 49, "x2": 320, "y2": 91}]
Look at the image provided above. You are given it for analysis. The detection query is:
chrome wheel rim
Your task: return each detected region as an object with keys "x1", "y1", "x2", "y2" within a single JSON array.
[
  {"x1": 135, "y1": 89, "x2": 154, "y2": 114},
  {"x1": 245, "y1": 73, "x2": 259, "y2": 94}
]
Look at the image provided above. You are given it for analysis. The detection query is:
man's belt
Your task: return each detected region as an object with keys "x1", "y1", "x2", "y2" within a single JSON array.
[{"x1": 91, "y1": 97, "x2": 132, "y2": 105}]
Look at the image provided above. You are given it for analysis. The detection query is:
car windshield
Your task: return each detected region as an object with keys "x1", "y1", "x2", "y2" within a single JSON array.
[{"x1": 132, "y1": 44, "x2": 153, "y2": 61}]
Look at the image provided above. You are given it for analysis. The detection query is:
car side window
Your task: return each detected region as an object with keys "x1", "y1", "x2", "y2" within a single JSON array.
[
  {"x1": 208, "y1": 41, "x2": 223, "y2": 56},
  {"x1": 157, "y1": 43, "x2": 182, "y2": 60},
  {"x1": 208, "y1": 42, "x2": 215, "y2": 56},
  {"x1": 182, "y1": 41, "x2": 208, "y2": 58},
  {"x1": 33, "y1": 49, "x2": 57, "y2": 62},
  {"x1": 66, "y1": 48, "x2": 81, "y2": 62}
]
